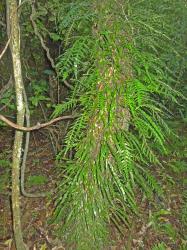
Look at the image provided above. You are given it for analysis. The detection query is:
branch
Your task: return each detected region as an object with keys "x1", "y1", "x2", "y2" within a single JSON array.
[
  {"x1": 0, "y1": 114, "x2": 78, "y2": 131},
  {"x1": 30, "y1": 2, "x2": 55, "y2": 69},
  {"x1": 21, "y1": 88, "x2": 48, "y2": 198},
  {"x1": 64, "y1": 79, "x2": 73, "y2": 89},
  {"x1": 0, "y1": 36, "x2": 11, "y2": 60}
]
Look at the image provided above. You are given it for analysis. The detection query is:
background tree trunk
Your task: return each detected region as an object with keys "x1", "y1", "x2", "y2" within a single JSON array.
[{"x1": 6, "y1": 0, "x2": 26, "y2": 249}]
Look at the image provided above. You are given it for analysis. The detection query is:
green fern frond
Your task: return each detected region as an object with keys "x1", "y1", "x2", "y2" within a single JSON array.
[
  {"x1": 51, "y1": 0, "x2": 187, "y2": 249},
  {"x1": 64, "y1": 113, "x2": 88, "y2": 154},
  {"x1": 56, "y1": 36, "x2": 93, "y2": 81}
]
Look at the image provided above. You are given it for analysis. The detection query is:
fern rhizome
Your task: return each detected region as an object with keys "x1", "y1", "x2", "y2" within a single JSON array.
[{"x1": 49, "y1": 0, "x2": 187, "y2": 249}]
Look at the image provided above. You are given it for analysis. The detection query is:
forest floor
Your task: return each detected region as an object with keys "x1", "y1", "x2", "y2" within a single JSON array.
[{"x1": 0, "y1": 119, "x2": 186, "y2": 250}]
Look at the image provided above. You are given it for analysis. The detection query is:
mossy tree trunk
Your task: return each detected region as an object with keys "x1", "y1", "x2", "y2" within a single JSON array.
[{"x1": 6, "y1": 0, "x2": 26, "y2": 249}]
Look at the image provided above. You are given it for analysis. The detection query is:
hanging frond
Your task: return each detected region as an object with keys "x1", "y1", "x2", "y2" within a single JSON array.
[{"x1": 50, "y1": 0, "x2": 187, "y2": 249}]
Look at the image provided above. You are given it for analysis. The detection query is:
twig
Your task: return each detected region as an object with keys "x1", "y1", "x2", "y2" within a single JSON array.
[
  {"x1": 63, "y1": 79, "x2": 73, "y2": 89},
  {"x1": 30, "y1": 2, "x2": 74, "y2": 91},
  {"x1": 21, "y1": 88, "x2": 48, "y2": 198},
  {"x1": 33, "y1": 224, "x2": 53, "y2": 249},
  {"x1": 0, "y1": 114, "x2": 78, "y2": 131},
  {"x1": 39, "y1": 102, "x2": 57, "y2": 154},
  {"x1": 0, "y1": 36, "x2": 11, "y2": 60},
  {"x1": 30, "y1": 1, "x2": 55, "y2": 69},
  {"x1": 132, "y1": 221, "x2": 152, "y2": 248}
]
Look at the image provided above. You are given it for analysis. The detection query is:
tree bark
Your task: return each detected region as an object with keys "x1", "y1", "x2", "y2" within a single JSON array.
[{"x1": 6, "y1": 0, "x2": 27, "y2": 249}]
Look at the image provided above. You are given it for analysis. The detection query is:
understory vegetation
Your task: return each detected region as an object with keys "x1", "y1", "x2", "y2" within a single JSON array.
[{"x1": 0, "y1": 0, "x2": 186, "y2": 249}]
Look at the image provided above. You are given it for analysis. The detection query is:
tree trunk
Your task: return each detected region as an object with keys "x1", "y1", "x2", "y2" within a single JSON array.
[{"x1": 6, "y1": 0, "x2": 26, "y2": 249}]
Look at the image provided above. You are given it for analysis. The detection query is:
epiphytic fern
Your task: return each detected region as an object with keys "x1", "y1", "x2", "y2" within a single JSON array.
[{"x1": 49, "y1": 0, "x2": 187, "y2": 249}]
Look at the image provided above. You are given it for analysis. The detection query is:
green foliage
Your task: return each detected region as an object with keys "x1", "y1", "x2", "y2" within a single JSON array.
[
  {"x1": 151, "y1": 242, "x2": 167, "y2": 250},
  {"x1": 0, "y1": 153, "x2": 11, "y2": 193},
  {"x1": 26, "y1": 175, "x2": 48, "y2": 187},
  {"x1": 161, "y1": 223, "x2": 177, "y2": 240},
  {"x1": 181, "y1": 191, "x2": 187, "y2": 236},
  {"x1": 169, "y1": 160, "x2": 187, "y2": 173},
  {"x1": 56, "y1": 36, "x2": 93, "y2": 81},
  {"x1": 0, "y1": 89, "x2": 15, "y2": 111},
  {"x1": 0, "y1": 159, "x2": 10, "y2": 168},
  {"x1": 149, "y1": 208, "x2": 182, "y2": 245},
  {"x1": 1, "y1": 0, "x2": 186, "y2": 248},
  {"x1": 149, "y1": 209, "x2": 171, "y2": 227},
  {"x1": 43, "y1": 0, "x2": 187, "y2": 249},
  {"x1": 29, "y1": 80, "x2": 50, "y2": 108}
]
